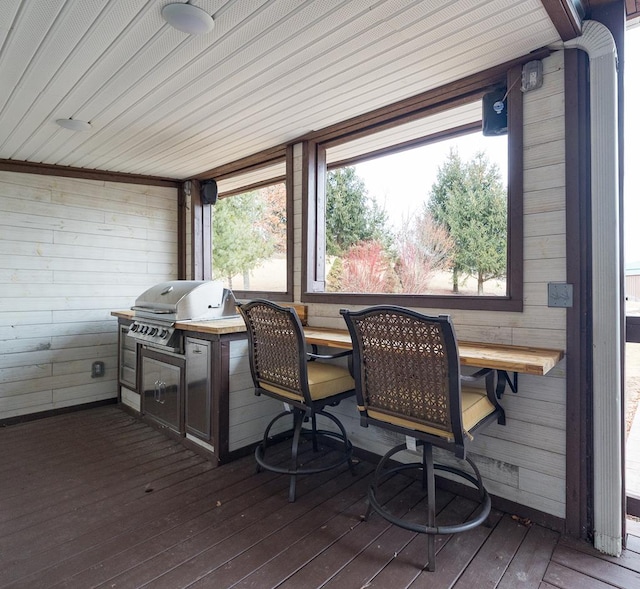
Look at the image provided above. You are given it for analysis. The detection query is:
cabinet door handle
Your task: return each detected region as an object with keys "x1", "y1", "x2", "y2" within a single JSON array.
[
  {"x1": 154, "y1": 380, "x2": 161, "y2": 402},
  {"x1": 158, "y1": 381, "x2": 166, "y2": 404}
]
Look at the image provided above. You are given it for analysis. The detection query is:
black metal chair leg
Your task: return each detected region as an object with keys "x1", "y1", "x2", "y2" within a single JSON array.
[
  {"x1": 421, "y1": 442, "x2": 428, "y2": 490},
  {"x1": 311, "y1": 413, "x2": 319, "y2": 452},
  {"x1": 288, "y1": 410, "x2": 305, "y2": 502},
  {"x1": 255, "y1": 408, "x2": 291, "y2": 473},
  {"x1": 364, "y1": 498, "x2": 374, "y2": 521},
  {"x1": 348, "y1": 456, "x2": 357, "y2": 476},
  {"x1": 425, "y1": 443, "x2": 436, "y2": 572}
]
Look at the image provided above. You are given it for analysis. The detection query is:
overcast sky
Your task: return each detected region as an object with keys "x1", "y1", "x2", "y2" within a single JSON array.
[{"x1": 354, "y1": 132, "x2": 507, "y2": 232}]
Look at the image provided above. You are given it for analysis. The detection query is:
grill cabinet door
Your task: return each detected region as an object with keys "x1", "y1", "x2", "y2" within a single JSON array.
[
  {"x1": 141, "y1": 348, "x2": 184, "y2": 433},
  {"x1": 185, "y1": 337, "x2": 211, "y2": 441},
  {"x1": 119, "y1": 323, "x2": 137, "y2": 390}
]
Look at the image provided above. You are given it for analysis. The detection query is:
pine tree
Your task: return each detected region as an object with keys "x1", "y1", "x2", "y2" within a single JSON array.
[
  {"x1": 325, "y1": 167, "x2": 390, "y2": 256},
  {"x1": 427, "y1": 149, "x2": 507, "y2": 294},
  {"x1": 211, "y1": 192, "x2": 276, "y2": 289}
]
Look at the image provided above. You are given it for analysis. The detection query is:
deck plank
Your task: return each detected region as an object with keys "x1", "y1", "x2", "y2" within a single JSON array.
[
  {"x1": 228, "y1": 482, "x2": 377, "y2": 589},
  {"x1": 496, "y1": 524, "x2": 560, "y2": 588},
  {"x1": 543, "y1": 561, "x2": 619, "y2": 588},
  {"x1": 550, "y1": 543, "x2": 640, "y2": 588},
  {"x1": 130, "y1": 458, "x2": 373, "y2": 589},
  {"x1": 447, "y1": 514, "x2": 530, "y2": 588},
  {"x1": 5, "y1": 455, "x2": 274, "y2": 588},
  {"x1": 1, "y1": 452, "x2": 212, "y2": 544},
  {"x1": 189, "y1": 471, "x2": 377, "y2": 589},
  {"x1": 407, "y1": 509, "x2": 503, "y2": 589},
  {"x1": 1, "y1": 444, "x2": 196, "y2": 528},
  {"x1": 273, "y1": 476, "x2": 418, "y2": 589},
  {"x1": 312, "y1": 483, "x2": 455, "y2": 589},
  {"x1": 2, "y1": 406, "x2": 638, "y2": 589},
  {"x1": 557, "y1": 535, "x2": 640, "y2": 574},
  {"x1": 362, "y1": 496, "x2": 481, "y2": 589}
]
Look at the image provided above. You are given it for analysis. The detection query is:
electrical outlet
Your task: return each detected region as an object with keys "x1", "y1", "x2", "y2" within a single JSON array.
[
  {"x1": 522, "y1": 60, "x2": 543, "y2": 92},
  {"x1": 91, "y1": 360, "x2": 105, "y2": 378},
  {"x1": 548, "y1": 283, "x2": 573, "y2": 308}
]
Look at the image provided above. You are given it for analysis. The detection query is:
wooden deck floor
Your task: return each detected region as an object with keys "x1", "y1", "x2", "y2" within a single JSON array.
[{"x1": 1, "y1": 405, "x2": 640, "y2": 589}]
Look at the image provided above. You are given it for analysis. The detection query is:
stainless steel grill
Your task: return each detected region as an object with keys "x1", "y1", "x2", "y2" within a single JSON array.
[{"x1": 127, "y1": 280, "x2": 237, "y2": 353}]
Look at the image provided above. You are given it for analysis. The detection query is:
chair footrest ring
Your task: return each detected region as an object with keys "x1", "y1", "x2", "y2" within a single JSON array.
[
  {"x1": 368, "y1": 443, "x2": 491, "y2": 535},
  {"x1": 255, "y1": 408, "x2": 353, "y2": 477},
  {"x1": 255, "y1": 428, "x2": 353, "y2": 475}
]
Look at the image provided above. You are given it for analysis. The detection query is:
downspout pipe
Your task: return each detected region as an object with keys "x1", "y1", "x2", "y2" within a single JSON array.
[{"x1": 564, "y1": 20, "x2": 621, "y2": 556}]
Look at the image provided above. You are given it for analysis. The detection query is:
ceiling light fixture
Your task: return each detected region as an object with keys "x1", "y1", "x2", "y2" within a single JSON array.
[
  {"x1": 55, "y1": 118, "x2": 92, "y2": 132},
  {"x1": 161, "y1": 3, "x2": 215, "y2": 35}
]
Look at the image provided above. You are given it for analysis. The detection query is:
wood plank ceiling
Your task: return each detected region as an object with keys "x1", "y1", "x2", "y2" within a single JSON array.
[{"x1": 0, "y1": 1, "x2": 570, "y2": 180}]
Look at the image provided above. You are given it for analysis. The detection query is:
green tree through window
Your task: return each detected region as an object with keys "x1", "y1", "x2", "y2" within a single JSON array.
[
  {"x1": 212, "y1": 185, "x2": 287, "y2": 291},
  {"x1": 325, "y1": 167, "x2": 390, "y2": 256},
  {"x1": 427, "y1": 149, "x2": 507, "y2": 294}
]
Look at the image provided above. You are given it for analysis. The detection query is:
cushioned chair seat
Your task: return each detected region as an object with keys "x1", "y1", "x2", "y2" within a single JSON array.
[
  {"x1": 365, "y1": 387, "x2": 497, "y2": 441},
  {"x1": 262, "y1": 362, "x2": 355, "y2": 401}
]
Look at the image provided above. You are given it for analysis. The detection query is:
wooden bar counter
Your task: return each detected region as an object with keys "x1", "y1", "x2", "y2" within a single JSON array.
[
  {"x1": 112, "y1": 311, "x2": 564, "y2": 376},
  {"x1": 303, "y1": 326, "x2": 563, "y2": 376}
]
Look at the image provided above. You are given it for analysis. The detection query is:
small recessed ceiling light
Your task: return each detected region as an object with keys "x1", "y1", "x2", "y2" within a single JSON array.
[
  {"x1": 162, "y1": 3, "x2": 215, "y2": 35},
  {"x1": 55, "y1": 118, "x2": 92, "y2": 132}
]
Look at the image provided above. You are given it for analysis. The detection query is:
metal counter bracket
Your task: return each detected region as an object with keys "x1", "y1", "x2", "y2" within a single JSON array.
[{"x1": 497, "y1": 371, "x2": 518, "y2": 398}]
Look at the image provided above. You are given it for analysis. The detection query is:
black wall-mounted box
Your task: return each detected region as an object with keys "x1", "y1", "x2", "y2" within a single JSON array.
[{"x1": 482, "y1": 88, "x2": 508, "y2": 136}]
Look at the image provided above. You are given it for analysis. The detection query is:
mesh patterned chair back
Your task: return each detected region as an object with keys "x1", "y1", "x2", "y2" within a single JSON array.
[
  {"x1": 341, "y1": 305, "x2": 505, "y2": 571},
  {"x1": 240, "y1": 299, "x2": 355, "y2": 502},
  {"x1": 241, "y1": 299, "x2": 310, "y2": 407},
  {"x1": 342, "y1": 306, "x2": 502, "y2": 458}
]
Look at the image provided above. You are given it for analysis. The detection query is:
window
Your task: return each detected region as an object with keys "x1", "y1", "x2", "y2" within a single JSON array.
[
  {"x1": 304, "y1": 67, "x2": 522, "y2": 311},
  {"x1": 211, "y1": 154, "x2": 293, "y2": 300}
]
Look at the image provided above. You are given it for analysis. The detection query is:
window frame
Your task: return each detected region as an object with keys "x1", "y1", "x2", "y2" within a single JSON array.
[
  {"x1": 208, "y1": 146, "x2": 294, "y2": 302},
  {"x1": 302, "y1": 65, "x2": 523, "y2": 312}
]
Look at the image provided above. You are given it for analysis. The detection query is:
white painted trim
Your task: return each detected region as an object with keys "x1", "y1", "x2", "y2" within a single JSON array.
[
  {"x1": 564, "y1": 20, "x2": 622, "y2": 557},
  {"x1": 185, "y1": 433, "x2": 215, "y2": 453},
  {"x1": 120, "y1": 387, "x2": 140, "y2": 412}
]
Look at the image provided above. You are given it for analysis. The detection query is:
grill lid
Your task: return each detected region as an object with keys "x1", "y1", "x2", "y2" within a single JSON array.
[{"x1": 132, "y1": 280, "x2": 233, "y2": 322}]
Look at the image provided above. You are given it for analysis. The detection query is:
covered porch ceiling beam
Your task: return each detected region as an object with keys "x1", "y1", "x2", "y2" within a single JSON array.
[{"x1": 541, "y1": 0, "x2": 585, "y2": 40}]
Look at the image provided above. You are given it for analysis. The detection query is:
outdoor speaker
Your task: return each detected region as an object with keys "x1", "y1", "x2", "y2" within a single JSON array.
[
  {"x1": 482, "y1": 88, "x2": 508, "y2": 136},
  {"x1": 200, "y1": 179, "x2": 218, "y2": 205}
]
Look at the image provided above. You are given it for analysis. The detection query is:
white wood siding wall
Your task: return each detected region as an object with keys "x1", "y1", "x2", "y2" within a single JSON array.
[
  {"x1": 0, "y1": 172, "x2": 178, "y2": 420},
  {"x1": 228, "y1": 338, "x2": 287, "y2": 452},
  {"x1": 291, "y1": 51, "x2": 567, "y2": 518}
]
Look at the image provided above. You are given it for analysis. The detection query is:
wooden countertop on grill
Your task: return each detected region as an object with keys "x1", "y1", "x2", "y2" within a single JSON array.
[
  {"x1": 112, "y1": 312, "x2": 563, "y2": 376},
  {"x1": 111, "y1": 303, "x2": 306, "y2": 336},
  {"x1": 111, "y1": 310, "x2": 246, "y2": 335},
  {"x1": 178, "y1": 316, "x2": 247, "y2": 334}
]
